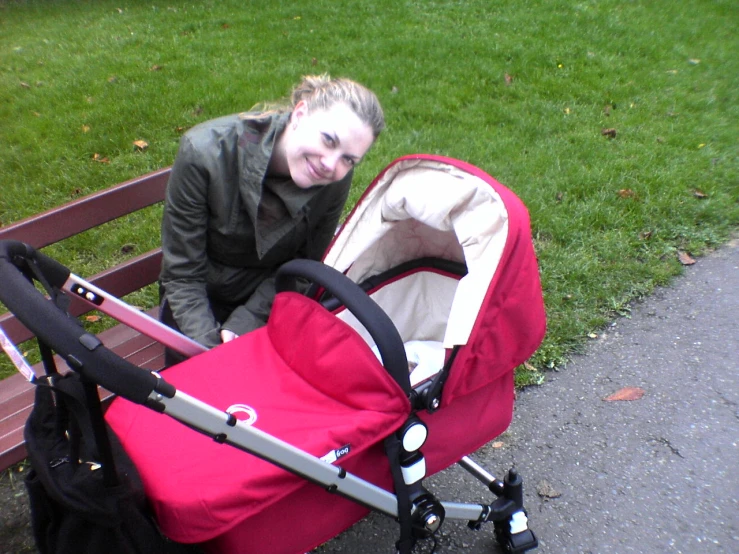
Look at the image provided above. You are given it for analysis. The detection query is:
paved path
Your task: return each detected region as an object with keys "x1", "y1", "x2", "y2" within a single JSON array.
[{"x1": 316, "y1": 237, "x2": 738, "y2": 553}]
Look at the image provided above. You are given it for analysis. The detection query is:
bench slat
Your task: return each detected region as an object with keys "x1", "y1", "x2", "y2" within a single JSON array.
[{"x1": 0, "y1": 168, "x2": 170, "y2": 249}]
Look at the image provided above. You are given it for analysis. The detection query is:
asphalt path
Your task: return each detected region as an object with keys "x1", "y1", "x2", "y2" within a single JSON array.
[{"x1": 315, "y1": 236, "x2": 738, "y2": 554}]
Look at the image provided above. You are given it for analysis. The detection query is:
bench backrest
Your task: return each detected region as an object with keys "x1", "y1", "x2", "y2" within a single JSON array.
[{"x1": 0, "y1": 168, "x2": 171, "y2": 344}]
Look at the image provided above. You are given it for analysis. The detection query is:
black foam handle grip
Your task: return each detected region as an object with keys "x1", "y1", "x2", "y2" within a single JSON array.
[{"x1": 0, "y1": 240, "x2": 164, "y2": 404}]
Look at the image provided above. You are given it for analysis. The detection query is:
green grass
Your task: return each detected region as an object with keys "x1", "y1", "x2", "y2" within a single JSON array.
[{"x1": 1, "y1": 0, "x2": 737, "y2": 382}]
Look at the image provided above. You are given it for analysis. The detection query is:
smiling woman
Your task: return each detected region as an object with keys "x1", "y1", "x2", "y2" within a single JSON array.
[{"x1": 158, "y1": 75, "x2": 384, "y2": 363}]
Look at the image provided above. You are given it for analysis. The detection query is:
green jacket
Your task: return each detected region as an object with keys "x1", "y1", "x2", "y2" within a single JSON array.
[{"x1": 160, "y1": 112, "x2": 352, "y2": 348}]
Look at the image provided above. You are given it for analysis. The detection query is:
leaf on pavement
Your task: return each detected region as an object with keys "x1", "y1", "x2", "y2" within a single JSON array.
[
  {"x1": 604, "y1": 387, "x2": 645, "y2": 401},
  {"x1": 536, "y1": 480, "x2": 562, "y2": 499}
]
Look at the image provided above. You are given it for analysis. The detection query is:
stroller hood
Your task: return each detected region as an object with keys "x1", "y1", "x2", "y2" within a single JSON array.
[{"x1": 324, "y1": 155, "x2": 546, "y2": 403}]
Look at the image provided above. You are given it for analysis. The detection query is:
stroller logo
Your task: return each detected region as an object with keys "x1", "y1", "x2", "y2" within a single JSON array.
[
  {"x1": 321, "y1": 444, "x2": 351, "y2": 464},
  {"x1": 226, "y1": 404, "x2": 258, "y2": 426}
]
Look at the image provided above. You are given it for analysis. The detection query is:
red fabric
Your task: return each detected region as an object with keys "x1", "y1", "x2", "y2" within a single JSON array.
[
  {"x1": 442, "y1": 164, "x2": 546, "y2": 405},
  {"x1": 104, "y1": 155, "x2": 544, "y2": 554},
  {"x1": 105, "y1": 292, "x2": 409, "y2": 545}
]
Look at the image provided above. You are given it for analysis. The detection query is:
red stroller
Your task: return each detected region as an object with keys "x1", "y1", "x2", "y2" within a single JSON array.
[{"x1": 0, "y1": 155, "x2": 545, "y2": 554}]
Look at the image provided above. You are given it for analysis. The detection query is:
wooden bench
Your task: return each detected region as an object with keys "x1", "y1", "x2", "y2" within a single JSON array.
[{"x1": 0, "y1": 168, "x2": 171, "y2": 472}]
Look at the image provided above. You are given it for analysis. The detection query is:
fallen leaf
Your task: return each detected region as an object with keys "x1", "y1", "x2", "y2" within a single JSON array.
[
  {"x1": 692, "y1": 189, "x2": 708, "y2": 199},
  {"x1": 601, "y1": 128, "x2": 617, "y2": 138},
  {"x1": 108, "y1": 76, "x2": 118, "y2": 83},
  {"x1": 150, "y1": 64, "x2": 163, "y2": 71},
  {"x1": 604, "y1": 387, "x2": 645, "y2": 401},
  {"x1": 120, "y1": 244, "x2": 135, "y2": 254},
  {"x1": 116, "y1": 8, "x2": 123, "y2": 14},
  {"x1": 491, "y1": 441, "x2": 505, "y2": 449},
  {"x1": 504, "y1": 73, "x2": 513, "y2": 86},
  {"x1": 81, "y1": 125, "x2": 90, "y2": 133},
  {"x1": 85, "y1": 315, "x2": 101, "y2": 323},
  {"x1": 639, "y1": 230, "x2": 653, "y2": 240},
  {"x1": 688, "y1": 58, "x2": 700, "y2": 65},
  {"x1": 536, "y1": 480, "x2": 561, "y2": 499},
  {"x1": 555, "y1": 192, "x2": 564, "y2": 202},
  {"x1": 697, "y1": 143, "x2": 706, "y2": 149},
  {"x1": 618, "y1": 189, "x2": 637, "y2": 199},
  {"x1": 92, "y1": 153, "x2": 110, "y2": 163},
  {"x1": 71, "y1": 188, "x2": 82, "y2": 197},
  {"x1": 311, "y1": 57, "x2": 317, "y2": 66},
  {"x1": 588, "y1": 332, "x2": 598, "y2": 339},
  {"x1": 666, "y1": 69, "x2": 678, "y2": 75},
  {"x1": 563, "y1": 107, "x2": 571, "y2": 114},
  {"x1": 391, "y1": 86, "x2": 399, "y2": 94},
  {"x1": 221, "y1": 23, "x2": 230, "y2": 29},
  {"x1": 678, "y1": 251, "x2": 696, "y2": 265},
  {"x1": 133, "y1": 140, "x2": 148, "y2": 151},
  {"x1": 175, "y1": 126, "x2": 187, "y2": 134},
  {"x1": 20, "y1": 81, "x2": 31, "y2": 89}
]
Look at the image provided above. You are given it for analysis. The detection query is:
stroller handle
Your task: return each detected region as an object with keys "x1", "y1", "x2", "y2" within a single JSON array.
[
  {"x1": 276, "y1": 259, "x2": 412, "y2": 396},
  {"x1": 0, "y1": 240, "x2": 169, "y2": 405}
]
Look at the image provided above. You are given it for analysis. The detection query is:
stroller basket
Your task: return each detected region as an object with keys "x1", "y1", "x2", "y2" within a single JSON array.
[{"x1": 0, "y1": 155, "x2": 545, "y2": 554}]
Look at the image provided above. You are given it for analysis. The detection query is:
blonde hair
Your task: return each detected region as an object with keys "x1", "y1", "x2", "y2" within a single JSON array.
[
  {"x1": 244, "y1": 74, "x2": 385, "y2": 138},
  {"x1": 289, "y1": 75, "x2": 385, "y2": 138}
]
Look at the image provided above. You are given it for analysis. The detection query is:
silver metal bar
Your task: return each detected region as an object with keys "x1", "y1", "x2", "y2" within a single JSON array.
[
  {"x1": 0, "y1": 324, "x2": 36, "y2": 381},
  {"x1": 440, "y1": 501, "x2": 485, "y2": 521},
  {"x1": 151, "y1": 389, "x2": 400, "y2": 517},
  {"x1": 458, "y1": 455, "x2": 496, "y2": 486},
  {"x1": 63, "y1": 274, "x2": 207, "y2": 357}
]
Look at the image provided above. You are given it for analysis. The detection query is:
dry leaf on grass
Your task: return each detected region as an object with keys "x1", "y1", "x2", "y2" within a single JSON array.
[
  {"x1": 604, "y1": 387, "x2": 645, "y2": 401},
  {"x1": 618, "y1": 189, "x2": 637, "y2": 199},
  {"x1": 85, "y1": 315, "x2": 101, "y2": 323},
  {"x1": 601, "y1": 128, "x2": 617, "y2": 138},
  {"x1": 133, "y1": 140, "x2": 148, "y2": 151},
  {"x1": 678, "y1": 251, "x2": 696, "y2": 265},
  {"x1": 692, "y1": 189, "x2": 708, "y2": 199},
  {"x1": 92, "y1": 153, "x2": 110, "y2": 163}
]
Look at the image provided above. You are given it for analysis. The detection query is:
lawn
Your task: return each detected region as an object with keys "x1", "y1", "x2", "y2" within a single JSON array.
[{"x1": 1, "y1": 0, "x2": 737, "y2": 381}]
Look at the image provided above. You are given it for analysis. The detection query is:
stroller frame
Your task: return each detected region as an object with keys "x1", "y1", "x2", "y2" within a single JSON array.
[{"x1": 0, "y1": 240, "x2": 538, "y2": 553}]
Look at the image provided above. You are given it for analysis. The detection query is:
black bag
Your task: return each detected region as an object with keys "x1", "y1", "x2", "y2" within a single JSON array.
[{"x1": 24, "y1": 371, "x2": 200, "y2": 554}]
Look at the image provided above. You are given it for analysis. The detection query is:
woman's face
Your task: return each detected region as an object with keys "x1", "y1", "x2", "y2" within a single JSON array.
[{"x1": 284, "y1": 100, "x2": 375, "y2": 188}]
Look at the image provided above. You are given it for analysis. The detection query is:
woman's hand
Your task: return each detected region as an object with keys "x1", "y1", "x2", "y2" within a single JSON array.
[{"x1": 220, "y1": 329, "x2": 239, "y2": 343}]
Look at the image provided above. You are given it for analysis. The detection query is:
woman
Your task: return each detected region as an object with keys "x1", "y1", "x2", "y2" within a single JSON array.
[{"x1": 159, "y1": 75, "x2": 384, "y2": 358}]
